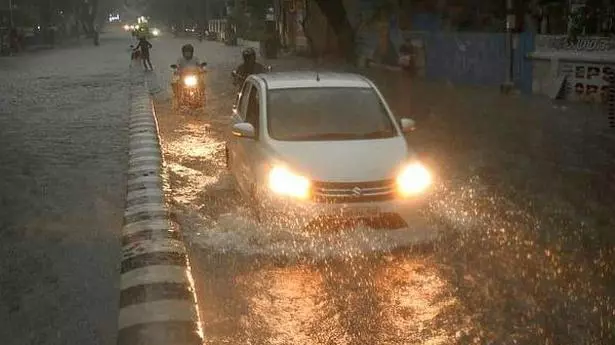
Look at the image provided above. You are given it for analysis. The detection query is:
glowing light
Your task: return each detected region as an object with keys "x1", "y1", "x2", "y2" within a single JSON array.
[
  {"x1": 151, "y1": 28, "x2": 160, "y2": 36},
  {"x1": 183, "y1": 75, "x2": 198, "y2": 87},
  {"x1": 396, "y1": 162, "x2": 432, "y2": 197},
  {"x1": 268, "y1": 166, "x2": 310, "y2": 199}
]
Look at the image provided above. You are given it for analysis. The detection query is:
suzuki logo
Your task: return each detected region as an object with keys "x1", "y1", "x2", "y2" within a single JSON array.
[{"x1": 352, "y1": 187, "x2": 363, "y2": 196}]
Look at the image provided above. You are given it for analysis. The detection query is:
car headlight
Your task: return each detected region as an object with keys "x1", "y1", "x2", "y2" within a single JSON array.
[
  {"x1": 183, "y1": 75, "x2": 198, "y2": 87},
  {"x1": 152, "y1": 29, "x2": 160, "y2": 36},
  {"x1": 396, "y1": 162, "x2": 432, "y2": 197},
  {"x1": 268, "y1": 166, "x2": 310, "y2": 199}
]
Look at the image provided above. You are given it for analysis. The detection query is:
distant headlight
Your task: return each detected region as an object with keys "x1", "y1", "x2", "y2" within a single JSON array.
[
  {"x1": 268, "y1": 166, "x2": 310, "y2": 199},
  {"x1": 396, "y1": 162, "x2": 432, "y2": 197},
  {"x1": 183, "y1": 75, "x2": 198, "y2": 87},
  {"x1": 123, "y1": 24, "x2": 130, "y2": 31},
  {"x1": 151, "y1": 28, "x2": 160, "y2": 36}
]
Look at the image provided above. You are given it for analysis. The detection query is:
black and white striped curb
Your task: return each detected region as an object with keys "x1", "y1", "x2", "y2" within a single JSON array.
[{"x1": 118, "y1": 82, "x2": 203, "y2": 345}]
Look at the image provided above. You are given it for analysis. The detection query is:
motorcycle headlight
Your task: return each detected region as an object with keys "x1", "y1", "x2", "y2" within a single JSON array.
[
  {"x1": 268, "y1": 166, "x2": 310, "y2": 199},
  {"x1": 396, "y1": 162, "x2": 432, "y2": 197},
  {"x1": 183, "y1": 75, "x2": 198, "y2": 87},
  {"x1": 151, "y1": 28, "x2": 160, "y2": 36}
]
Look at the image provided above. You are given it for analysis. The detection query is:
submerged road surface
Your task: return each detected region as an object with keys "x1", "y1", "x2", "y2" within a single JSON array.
[
  {"x1": 0, "y1": 33, "x2": 130, "y2": 344},
  {"x1": 148, "y1": 37, "x2": 615, "y2": 344}
]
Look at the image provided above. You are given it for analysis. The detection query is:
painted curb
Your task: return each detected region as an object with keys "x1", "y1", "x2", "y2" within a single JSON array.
[{"x1": 117, "y1": 81, "x2": 203, "y2": 345}]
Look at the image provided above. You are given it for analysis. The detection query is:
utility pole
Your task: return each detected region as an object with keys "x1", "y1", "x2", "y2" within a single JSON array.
[
  {"x1": 9, "y1": 0, "x2": 14, "y2": 27},
  {"x1": 501, "y1": 0, "x2": 516, "y2": 94}
]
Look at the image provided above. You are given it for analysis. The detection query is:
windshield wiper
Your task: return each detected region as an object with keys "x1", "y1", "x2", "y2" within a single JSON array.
[
  {"x1": 284, "y1": 131, "x2": 394, "y2": 141},
  {"x1": 357, "y1": 130, "x2": 395, "y2": 139}
]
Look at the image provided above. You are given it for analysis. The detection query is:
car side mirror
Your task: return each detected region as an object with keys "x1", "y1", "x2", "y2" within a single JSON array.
[
  {"x1": 232, "y1": 122, "x2": 256, "y2": 139},
  {"x1": 170, "y1": 64, "x2": 178, "y2": 69},
  {"x1": 400, "y1": 118, "x2": 416, "y2": 133}
]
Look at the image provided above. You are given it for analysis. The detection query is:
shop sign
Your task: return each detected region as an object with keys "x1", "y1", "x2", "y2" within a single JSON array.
[{"x1": 562, "y1": 62, "x2": 614, "y2": 102}]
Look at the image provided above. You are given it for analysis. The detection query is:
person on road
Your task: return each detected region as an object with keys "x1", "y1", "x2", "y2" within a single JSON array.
[
  {"x1": 9, "y1": 28, "x2": 19, "y2": 55},
  {"x1": 175, "y1": 44, "x2": 202, "y2": 70},
  {"x1": 171, "y1": 44, "x2": 205, "y2": 100},
  {"x1": 134, "y1": 36, "x2": 153, "y2": 71},
  {"x1": 233, "y1": 48, "x2": 265, "y2": 84}
]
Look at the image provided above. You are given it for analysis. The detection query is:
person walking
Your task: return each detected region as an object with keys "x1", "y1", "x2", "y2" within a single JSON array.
[
  {"x1": 135, "y1": 36, "x2": 153, "y2": 71},
  {"x1": 9, "y1": 27, "x2": 18, "y2": 55}
]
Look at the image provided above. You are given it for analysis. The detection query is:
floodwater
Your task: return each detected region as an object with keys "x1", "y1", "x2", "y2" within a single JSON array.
[{"x1": 147, "y1": 37, "x2": 615, "y2": 344}]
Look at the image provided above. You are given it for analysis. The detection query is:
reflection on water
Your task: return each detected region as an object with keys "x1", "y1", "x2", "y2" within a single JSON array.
[
  {"x1": 245, "y1": 267, "x2": 341, "y2": 345},
  {"x1": 378, "y1": 260, "x2": 456, "y2": 344},
  {"x1": 197, "y1": 254, "x2": 456, "y2": 345}
]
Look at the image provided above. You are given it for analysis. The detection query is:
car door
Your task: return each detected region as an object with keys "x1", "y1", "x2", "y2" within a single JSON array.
[
  {"x1": 240, "y1": 83, "x2": 262, "y2": 193},
  {"x1": 231, "y1": 81, "x2": 260, "y2": 196},
  {"x1": 229, "y1": 80, "x2": 251, "y2": 181}
]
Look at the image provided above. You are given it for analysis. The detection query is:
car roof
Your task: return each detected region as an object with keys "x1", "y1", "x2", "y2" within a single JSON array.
[{"x1": 254, "y1": 71, "x2": 373, "y2": 90}]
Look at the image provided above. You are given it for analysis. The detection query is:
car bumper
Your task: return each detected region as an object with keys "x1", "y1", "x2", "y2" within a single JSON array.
[{"x1": 258, "y1": 193, "x2": 429, "y2": 230}]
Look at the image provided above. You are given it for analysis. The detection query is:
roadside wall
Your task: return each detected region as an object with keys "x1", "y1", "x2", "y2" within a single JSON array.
[{"x1": 529, "y1": 35, "x2": 615, "y2": 103}]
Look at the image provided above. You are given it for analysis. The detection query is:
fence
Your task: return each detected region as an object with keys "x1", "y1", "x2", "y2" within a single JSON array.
[{"x1": 208, "y1": 19, "x2": 228, "y2": 41}]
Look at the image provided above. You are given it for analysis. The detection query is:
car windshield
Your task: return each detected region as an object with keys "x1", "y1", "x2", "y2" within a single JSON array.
[{"x1": 266, "y1": 87, "x2": 397, "y2": 141}]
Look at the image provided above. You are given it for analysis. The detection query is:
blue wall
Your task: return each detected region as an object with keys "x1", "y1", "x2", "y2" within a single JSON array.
[
  {"x1": 423, "y1": 32, "x2": 508, "y2": 86},
  {"x1": 416, "y1": 32, "x2": 534, "y2": 94}
]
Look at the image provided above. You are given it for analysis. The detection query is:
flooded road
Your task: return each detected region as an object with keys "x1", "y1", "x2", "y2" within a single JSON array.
[{"x1": 147, "y1": 37, "x2": 615, "y2": 344}]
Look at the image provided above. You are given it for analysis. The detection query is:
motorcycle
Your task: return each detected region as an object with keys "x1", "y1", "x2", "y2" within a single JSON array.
[
  {"x1": 171, "y1": 62, "x2": 208, "y2": 110},
  {"x1": 231, "y1": 64, "x2": 272, "y2": 87}
]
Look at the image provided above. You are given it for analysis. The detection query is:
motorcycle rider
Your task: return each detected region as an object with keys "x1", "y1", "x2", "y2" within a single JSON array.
[
  {"x1": 233, "y1": 48, "x2": 265, "y2": 85},
  {"x1": 172, "y1": 44, "x2": 205, "y2": 99}
]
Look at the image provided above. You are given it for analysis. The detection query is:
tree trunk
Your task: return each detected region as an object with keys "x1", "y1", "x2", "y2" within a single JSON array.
[{"x1": 312, "y1": 0, "x2": 355, "y2": 63}]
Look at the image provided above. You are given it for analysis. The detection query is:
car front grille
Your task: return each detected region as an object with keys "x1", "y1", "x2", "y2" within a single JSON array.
[{"x1": 311, "y1": 179, "x2": 396, "y2": 203}]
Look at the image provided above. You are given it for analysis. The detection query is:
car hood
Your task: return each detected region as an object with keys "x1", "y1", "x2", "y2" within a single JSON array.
[{"x1": 268, "y1": 137, "x2": 411, "y2": 182}]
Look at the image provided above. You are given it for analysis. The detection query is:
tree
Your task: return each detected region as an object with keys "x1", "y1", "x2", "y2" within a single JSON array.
[{"x1": 312, "y1": 0, "x2": 355, "y2": 62}]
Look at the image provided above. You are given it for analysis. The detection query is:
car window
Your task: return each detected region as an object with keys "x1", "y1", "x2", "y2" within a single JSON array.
[
  {"x1": 245, "y1": 85, "x2": 260, "y2": 132},
  {"x1": 266, "y1": 87, "x2": 396, "y2": 141},
  {"x1": 236, "y1": 81, "x2": 251, "y2": 121}
]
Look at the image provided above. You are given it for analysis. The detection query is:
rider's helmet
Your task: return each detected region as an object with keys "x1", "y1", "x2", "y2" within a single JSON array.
[
  {"x1": 182, "y1": 44, "x2": 194, "y2": 60},
  {"x1": 242, "y1": 47, "x2": 256, "y2": 63}
]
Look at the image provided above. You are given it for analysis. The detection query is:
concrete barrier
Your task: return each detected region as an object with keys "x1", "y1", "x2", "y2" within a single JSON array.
[{"x1": 117, "y1": 79, "x2": 203, "y2": 345}]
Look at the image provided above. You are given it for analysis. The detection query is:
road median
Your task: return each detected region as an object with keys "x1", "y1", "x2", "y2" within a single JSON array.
[{"x1": 117, "y1": 75, "x2": 203, "y2": 345}]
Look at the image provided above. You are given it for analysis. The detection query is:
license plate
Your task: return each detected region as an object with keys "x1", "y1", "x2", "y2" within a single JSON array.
[{"x1": 341, "y1": 206, "x2": 380, "y2": 218}]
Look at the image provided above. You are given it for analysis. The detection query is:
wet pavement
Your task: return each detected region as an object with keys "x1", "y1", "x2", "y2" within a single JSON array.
[
  {"x1": 0, "y1": 32, "x2": 129, "y2": 344},
  {"x1": 148, "y1": 37, "x2": 615, "y2": 344}
]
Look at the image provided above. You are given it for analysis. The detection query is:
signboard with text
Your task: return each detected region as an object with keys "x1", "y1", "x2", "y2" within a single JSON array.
[{"x1": 560, "y1": 62, "x2": 614, "y2": 103}]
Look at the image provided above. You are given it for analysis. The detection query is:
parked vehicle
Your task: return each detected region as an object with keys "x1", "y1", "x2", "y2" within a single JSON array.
[{"x1": 226, "y1": 71, "x2": 433, "y2": 230}]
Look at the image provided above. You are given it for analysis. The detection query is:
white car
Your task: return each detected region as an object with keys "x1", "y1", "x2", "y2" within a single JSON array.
[{"x1": 226, "y1": 71, "x2": 432, "y2": 230}]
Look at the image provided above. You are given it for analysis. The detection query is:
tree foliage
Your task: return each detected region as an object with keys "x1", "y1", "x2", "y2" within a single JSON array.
[{"x1": 13, "y1": 0, "x2": 121, "y2": 33}]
